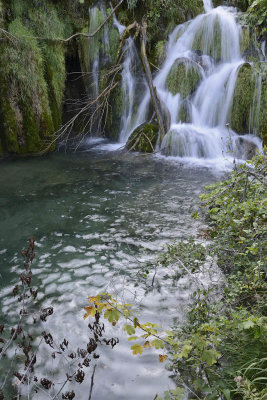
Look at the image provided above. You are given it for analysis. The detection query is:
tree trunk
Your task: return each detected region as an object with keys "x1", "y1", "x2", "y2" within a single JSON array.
[{"x1": 140, "y1": 22, "x2": 166, "y2": 141}]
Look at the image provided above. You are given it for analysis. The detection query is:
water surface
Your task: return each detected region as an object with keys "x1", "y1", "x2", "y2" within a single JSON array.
[{"x1": 0, "y1": 142, "x2": 220, "y2": 399}]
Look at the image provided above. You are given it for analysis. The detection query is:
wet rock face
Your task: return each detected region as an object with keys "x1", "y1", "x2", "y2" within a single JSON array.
[
  {"x1": 126, "y1": 123, "x2": 159, "y2": 153},
  {"x1": 231, "y1": 63, "x2": 255, "y2": 134},
  {"x1": 231, "y1": 62, "x2": 267, "y2": 146},
  {"x1": 166, "y1": 58, "x2": 202, "y2": 98},
  {"x1": 0, "y1": 0, "x2": 90, "y2": 156}
]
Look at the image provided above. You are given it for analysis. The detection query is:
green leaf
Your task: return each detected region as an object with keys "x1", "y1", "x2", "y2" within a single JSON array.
[
  {"x1": 104, "y1": 308, "x2": 120, "y2": 323},
  {"x1": 124, "y1": 324, "x2": 135, "y2": 335},
  {"x1": 242, "y1": 320, "x2": 255, "y2": 330},
  {"x1": 151, "y1": 339, "x2": 164, "y2": 349},
  {"x1": 223, "y1": 389, "x2": 231, "y2": 400},
  {"x1": 201, "y1": 349, "x2": 221, "y2": 366},
  {"x1": 128, "y1": 336, "x2": 139, "y2": 341}
]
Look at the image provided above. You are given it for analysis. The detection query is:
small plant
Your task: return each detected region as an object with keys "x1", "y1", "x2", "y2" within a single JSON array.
[{"x1": 0, "y1": 239, "x2": 118, "y2": 399}]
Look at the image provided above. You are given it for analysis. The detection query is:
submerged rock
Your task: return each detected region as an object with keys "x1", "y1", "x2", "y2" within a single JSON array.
[
  {"x1": 126, "y1": 123, "x2": 159, "y2": 153},
  {"x1": 166, "y1": 58, "x2": 202, "y2": 98}
]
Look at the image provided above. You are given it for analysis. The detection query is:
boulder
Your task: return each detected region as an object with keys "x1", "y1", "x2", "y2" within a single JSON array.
[
  {"x1": 126, "y1": 123, "x2": 159, "y2": 153},
  {"x1": 234, "y1": 137, "x2": 258, "y2": 160},
  {"x1": 166, "y1": 58, "x2": 202, "y2": 98}
]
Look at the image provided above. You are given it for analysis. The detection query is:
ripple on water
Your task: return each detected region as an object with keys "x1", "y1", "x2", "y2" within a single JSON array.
[{"x1": 0, "y1": 148, "x2": 219, "y2": 399}]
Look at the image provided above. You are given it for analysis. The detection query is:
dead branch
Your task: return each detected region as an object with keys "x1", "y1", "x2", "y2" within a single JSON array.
[{"x1": 115, "y1": 21, "x2": 138, "y2": 63}]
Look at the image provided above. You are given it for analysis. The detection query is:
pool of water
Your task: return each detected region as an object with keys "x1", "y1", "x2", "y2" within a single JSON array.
[{"x1": 0, "y1": 140, "x2": 220, "y2": 399}]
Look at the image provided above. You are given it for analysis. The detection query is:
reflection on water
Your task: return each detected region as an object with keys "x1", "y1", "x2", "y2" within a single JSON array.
[{"x1": 0, "y1": 142, "x2": 220, "y2": 399}]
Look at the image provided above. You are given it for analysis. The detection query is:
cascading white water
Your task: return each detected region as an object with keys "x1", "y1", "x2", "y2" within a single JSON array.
[
  {"x1": 203, "y1": 0, "x2": 213, "y2": 12},
  {"x1": 113, "y1": 16, "x2": 148, "y2": 143},
  {"x1": 121, "y1": 1, "x2": 262, "y2": 160},
  {"x1": 89, "y1": 4, "x2": 110, "y2": 98}
]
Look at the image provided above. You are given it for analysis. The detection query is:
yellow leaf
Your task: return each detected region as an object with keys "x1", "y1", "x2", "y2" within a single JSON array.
[
  {"x1": 143, "y1": 341, "x2": 151, "y2": 348},
  {"x1": 131, "y1": 343, "x2": 143, "y2": 355},
  {"x1": 159, "y1": 354, "x2": 168, "y2": 363},
  {"x1": 88, "y1": 296, "x2": 98, "y2": 303},
  {"x1": 83, "y1": 305, "x2": 96, "y2": 319}
]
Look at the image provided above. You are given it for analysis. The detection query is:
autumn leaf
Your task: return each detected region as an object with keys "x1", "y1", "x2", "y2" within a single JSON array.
[
  {"x1": 88, "y1": 296, "x2": 98, "y2": 303},
  {"x1": 159, "y1": 354, "x2": 168, "y2": 363},
  {"x1": 83, "y1": 306, "x2": 96, "y2": 319},
  {"x1": 131, "y1": 343, "x2": 143, "y2": 355},
  {"x1": 143, "y1": 341, "x2": 151, "y2": 348}
]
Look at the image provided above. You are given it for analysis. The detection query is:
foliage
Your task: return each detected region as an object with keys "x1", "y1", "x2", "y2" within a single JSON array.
[{"x1": 244, "y1": 0, "x2": 267, "y2": 36}]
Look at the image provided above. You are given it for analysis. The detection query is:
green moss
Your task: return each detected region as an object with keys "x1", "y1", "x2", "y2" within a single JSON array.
[
  {"x1": 192, "y1": 16, "x2": 222, "y2": 60},
  {"x1": 166, "y1": 58, "x2": 202, "y2": 98},
  {"x1": 259, "y1": 63, "x2": 267, "y2": 146},
  {"x1": 0, "y1": 0, "x2": 72, "y2": 154},
  {"x1": 0, "y1": 82, "x2": 19, "y2": 153},
  {"x1": 178, "y1": 99, "x2": 191, "y2": 123},
  {"x1": 126, "y1": 123, "x2": 159, "y2": 153},
  {"x1": 241, "y1": 26, "x2": 250, "y2": 53},
  {"x1": 231, "y1": 63, "x2": 255, "y2": 134},
  {"x1": 109, "y1": 27, "x2": 120, "y2": 63},
  {"x1": 106, "y1": 83, "x2": 123, "y2": 140},
  {"x1": 78, "y1": 26, "x2": 90, "y2": 76},
  {"x1": 149, "y1": 40, "x2": 167, "y2": 69}
]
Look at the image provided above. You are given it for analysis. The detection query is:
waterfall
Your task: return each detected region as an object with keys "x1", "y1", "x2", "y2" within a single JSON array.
[
  {"x1": 120, "y1": 1, "x2": 262, "y2": 160},
  {"x1": 88, "y1": 3, "x2": 110, "y2": 98},
  {"x1": 113, "y1": 16, "x2": 148, "y2": 143}
]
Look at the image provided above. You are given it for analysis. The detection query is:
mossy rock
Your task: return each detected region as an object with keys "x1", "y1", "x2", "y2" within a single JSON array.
[
  {"x1": 126, "y1": 123, "x2": 159, "y2": 153},
  {"x1": 231, "y1": 63, "x2": 255, "y2": 134},
  {"x1": 240, "y1": 25, "x2": 262, "y2": 61},
  {"x1": 192, "y1": 16, "x2": 222, "y2": 61},
  {"x1": 109, "y1": 26, "x2": 120, "y2": 64},
  {"x1": 149, "y1": 40, "x2": 168, "y2": 69},
  {"x1": 105, "y1": 83, "x2": 123, "y2": 140},
  {"x1": 166, "y1": 58, "x2": 202, "y2": 98},
  {"x1": 178, "y1": 99, "x2": 192, "y2": 123}
]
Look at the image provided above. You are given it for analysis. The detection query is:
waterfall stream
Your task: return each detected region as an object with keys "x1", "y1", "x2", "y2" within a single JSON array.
[
  {"x1": 125, "y1": 2, "x2": 262, "y2": 160},
  {"x1": 86, "y1": 0, "x2": 263, "y2": 161}
]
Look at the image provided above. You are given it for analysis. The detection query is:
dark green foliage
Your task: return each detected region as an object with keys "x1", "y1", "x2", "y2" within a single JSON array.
[
  {"x1": 167, "y1": 153, "x2": 267, "y2": 399},
  {"x1": 0, "y1": 0, "x2": 88, "y2": 155},
  {"x1": 143, "y1": 153, "x2": 267, "y2": 400}
]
